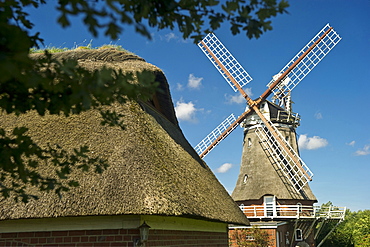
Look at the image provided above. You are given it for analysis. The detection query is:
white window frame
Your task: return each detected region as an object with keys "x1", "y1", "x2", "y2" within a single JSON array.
[{"x1": 264, "y1": 195, "x2": 276, "y2": 217}]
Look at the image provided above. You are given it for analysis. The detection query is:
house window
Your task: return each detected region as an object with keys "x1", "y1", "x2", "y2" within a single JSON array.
[
  {"x1": 295, "y1": 229, "x2": 303, "y2": 241},
  {"x1": 246, "y1": 235, "x2": 255, "y2": 241}
]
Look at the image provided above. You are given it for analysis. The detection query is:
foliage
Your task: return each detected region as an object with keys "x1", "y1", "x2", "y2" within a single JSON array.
[
  {"x1": 55, "y1": 0, "x2": 289, "y2": 42},
  {"x1": 319, "y1": 202, "x2": 370, "y2": 247},
  {"x1": 0, "y1": 128, "x2": 109, "y2": 202},
  {"x1": 0, "y1": 0, "x2": 289, "y2": 202},
  {"x1": 230, "y1": 227, "x2": 271, "y2": 247}
]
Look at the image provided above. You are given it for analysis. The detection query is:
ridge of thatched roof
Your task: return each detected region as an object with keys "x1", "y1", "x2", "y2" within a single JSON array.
[{"x1": 0, "y1": 49, "x2": 248, "y2": 226}]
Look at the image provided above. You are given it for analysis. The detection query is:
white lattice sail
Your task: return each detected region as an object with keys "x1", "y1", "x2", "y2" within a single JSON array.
[
  {"x1": 267, "y1": 24, "x2": 341, "y2": 100},
  {"x1": 254, "y1": 118, "x2": 314, "y2": 192},
  {"x1": 194, "y1": 114, "x2": 238, "y2": 156},
  {"x1": 198, "y1": 33, "x2": 253, "y2": 92}
]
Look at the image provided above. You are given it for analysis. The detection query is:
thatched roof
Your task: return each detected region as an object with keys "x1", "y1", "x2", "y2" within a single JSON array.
[{"x1": 0, "y1": 49, "x2": 248, "y2": 226}]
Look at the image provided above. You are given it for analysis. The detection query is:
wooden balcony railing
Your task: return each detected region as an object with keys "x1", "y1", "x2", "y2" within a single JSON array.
[{"x1": 240, "y1": 204, "x2": 346, "y2": 220}]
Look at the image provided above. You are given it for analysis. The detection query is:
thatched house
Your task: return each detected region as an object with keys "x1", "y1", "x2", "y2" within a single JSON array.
[{"x1": 0, "y1": 49, "x2": 248, "y2": 246}]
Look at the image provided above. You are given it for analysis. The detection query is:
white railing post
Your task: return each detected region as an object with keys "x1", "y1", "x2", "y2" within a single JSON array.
[{"x1": 238, "y1": 204, "x2": 344, "y2": 220}]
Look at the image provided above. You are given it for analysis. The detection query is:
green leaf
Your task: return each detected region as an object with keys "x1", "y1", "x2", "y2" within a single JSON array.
[
  {"x1": 57, "y1": 13, "x2": 70, "y2": 27},
  {"x1": 209, "y1": 15, "x2": 223, "y2": 30},
  {"x1": 68, "y1": 181, "x2": 79, "y2": 187},
  {"x1": 105, "y1": 22, "x2": 121, "y2": 40},
  {"x1": 231, "y1": 22, "x2": 241, "y2": 35}
]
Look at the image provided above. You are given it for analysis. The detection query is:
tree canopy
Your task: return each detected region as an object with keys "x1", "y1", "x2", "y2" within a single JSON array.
[
  {"x1": 322, "y1": 209, "x2": 370, "y2": 247},
  {"x1": 0, "y1": 0, "x2": 289, "y2": 202}
]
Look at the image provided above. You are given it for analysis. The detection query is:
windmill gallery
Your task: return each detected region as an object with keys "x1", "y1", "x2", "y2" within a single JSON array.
[{"x1": 194, "y1": 24, "x2": 346, "y2": 247}]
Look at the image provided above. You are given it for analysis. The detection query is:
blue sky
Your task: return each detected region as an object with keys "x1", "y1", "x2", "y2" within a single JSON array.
[{"x1": 27, "y1": 1, "x2": 370, "y2": 211}]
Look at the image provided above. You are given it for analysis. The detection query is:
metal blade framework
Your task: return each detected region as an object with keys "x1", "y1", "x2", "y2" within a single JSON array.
[
  {"x1": 194, "y1": 114, "x2": 238, "y2": 157},
  {"x1": 194, "y1": 24, "x2": 340, "y2": 165},
  {"x1": 254, "y1": 119, "x2": 314, "y2": 192},
  {"x1": 266, "y1": 24, "x2": 341, "y2": 102},
  {"x1": 195, "y1": 33, "x2": 255, "y2": 158},
  {"x1": 198, "y1": 33, "x2": 253, "y2": 92},
  {"x1": 196, "y1": 109, "x2": 253, "y2": 158}
]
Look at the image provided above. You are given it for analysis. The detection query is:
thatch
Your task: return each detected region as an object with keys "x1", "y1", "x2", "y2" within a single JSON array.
[{"x1": 0, "y1": 49, "x2": 248, "y2": 226}]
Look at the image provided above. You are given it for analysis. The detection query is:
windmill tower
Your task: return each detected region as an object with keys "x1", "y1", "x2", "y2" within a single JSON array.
[{"x1": 194, "y1": 24, "x2": 346, "y2": 247}]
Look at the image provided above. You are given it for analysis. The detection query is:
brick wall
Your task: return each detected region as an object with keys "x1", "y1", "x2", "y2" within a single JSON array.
[
  {"x1": 265, "y1": 229, "x2": 277, "y2": 247},
  {"x1": 229, "y1": 228, "x2": 277, "y2": 247},
  {"x1": 0, "y1": 229, "x2": 228, "y2": 247}
]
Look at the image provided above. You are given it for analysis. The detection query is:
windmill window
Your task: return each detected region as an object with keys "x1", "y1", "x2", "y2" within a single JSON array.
[
  {"x1": 243, "y1": 174, "x2": 248, "y2": 183},
  {"x1": 295, "y1": 229, "x2": 303, "y2": 241},
  {"x1": 248, "y1": 138, "x2": 252, "y2": 148},
  {"x1": 264, "y1": 196, "x2": 276, "y2": 217},
  {"x1": 285, "y1": 136, "x2": 289, "y2": 142}
]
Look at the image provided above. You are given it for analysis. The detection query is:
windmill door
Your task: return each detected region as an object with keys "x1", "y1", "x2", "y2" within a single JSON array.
[{"x1": 264, "y1": 196, "x2": 276, "y2": 217}]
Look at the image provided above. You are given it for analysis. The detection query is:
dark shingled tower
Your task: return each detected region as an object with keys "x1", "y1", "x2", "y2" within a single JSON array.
[{"x1": 232, "y1": 100, "x2": 317, "y2": 203}]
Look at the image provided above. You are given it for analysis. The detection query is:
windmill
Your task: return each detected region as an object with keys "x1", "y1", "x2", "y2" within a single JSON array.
[{"x1": 194, "y1": 24, "x2": 345, "y2": 247}]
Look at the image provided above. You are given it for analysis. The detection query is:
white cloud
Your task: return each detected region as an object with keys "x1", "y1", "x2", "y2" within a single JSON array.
[
  {"x1": 355, "y1": 145, "x2": 370, "y2": 156},
  {"x1": 244, "y1": 87, "x2": 253, "y2": 97},
  {"x1": 176, "y1": 83, "x2": 184, "y2": 91},
  {"x1": 216, "y1": 163, "x2": 233, "y2": 173},
  {"x1": 347, "y1": 140, "x2": 356, "y2": 146},
  {"x1": 314, "y1": 112, "x2": 323, "y2": 119},
  {"x1": 226, "y1": 94, "x2": 245, "y2": 104},
  {"x1": 157, "y1": 32, "x2": 191, "y2": 43},
  {"x1": 174, "y1": 99, "x2": 199, "y2": 122},
  {"x1": 187, "y1": 74, "x2": 203, "y2": 89},
  {"x1": 225, "y1": 88, "x2": 252, "y2": 104},
  {"x1": 298, "y1": 134, "x2": 328, "y2": 150},
  {"x1": 164, "y1": 32, "x2": 177, "y2": 42}
]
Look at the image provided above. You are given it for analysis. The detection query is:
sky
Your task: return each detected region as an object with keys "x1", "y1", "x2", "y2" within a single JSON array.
[{"x1": 26, "y1": 0, "x2": 370, "y2": 212}]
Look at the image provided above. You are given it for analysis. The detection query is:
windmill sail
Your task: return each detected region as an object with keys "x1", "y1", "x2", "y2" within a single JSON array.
[
  {"x1": 198, "y1": 33, "x2": 253, "y2": 92},
  {"x1": 194, "y1": 24, "x2": 341, "y2": 165},
  {"x1": 194, "y1": 114, "x2": 238, "y2": 157},
  {"x1": 254, "y1": 118, "x2": 314, "y2": 192},
  {"x1": 267, "y1": 24, "x2": 341, "y2": 104}
]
